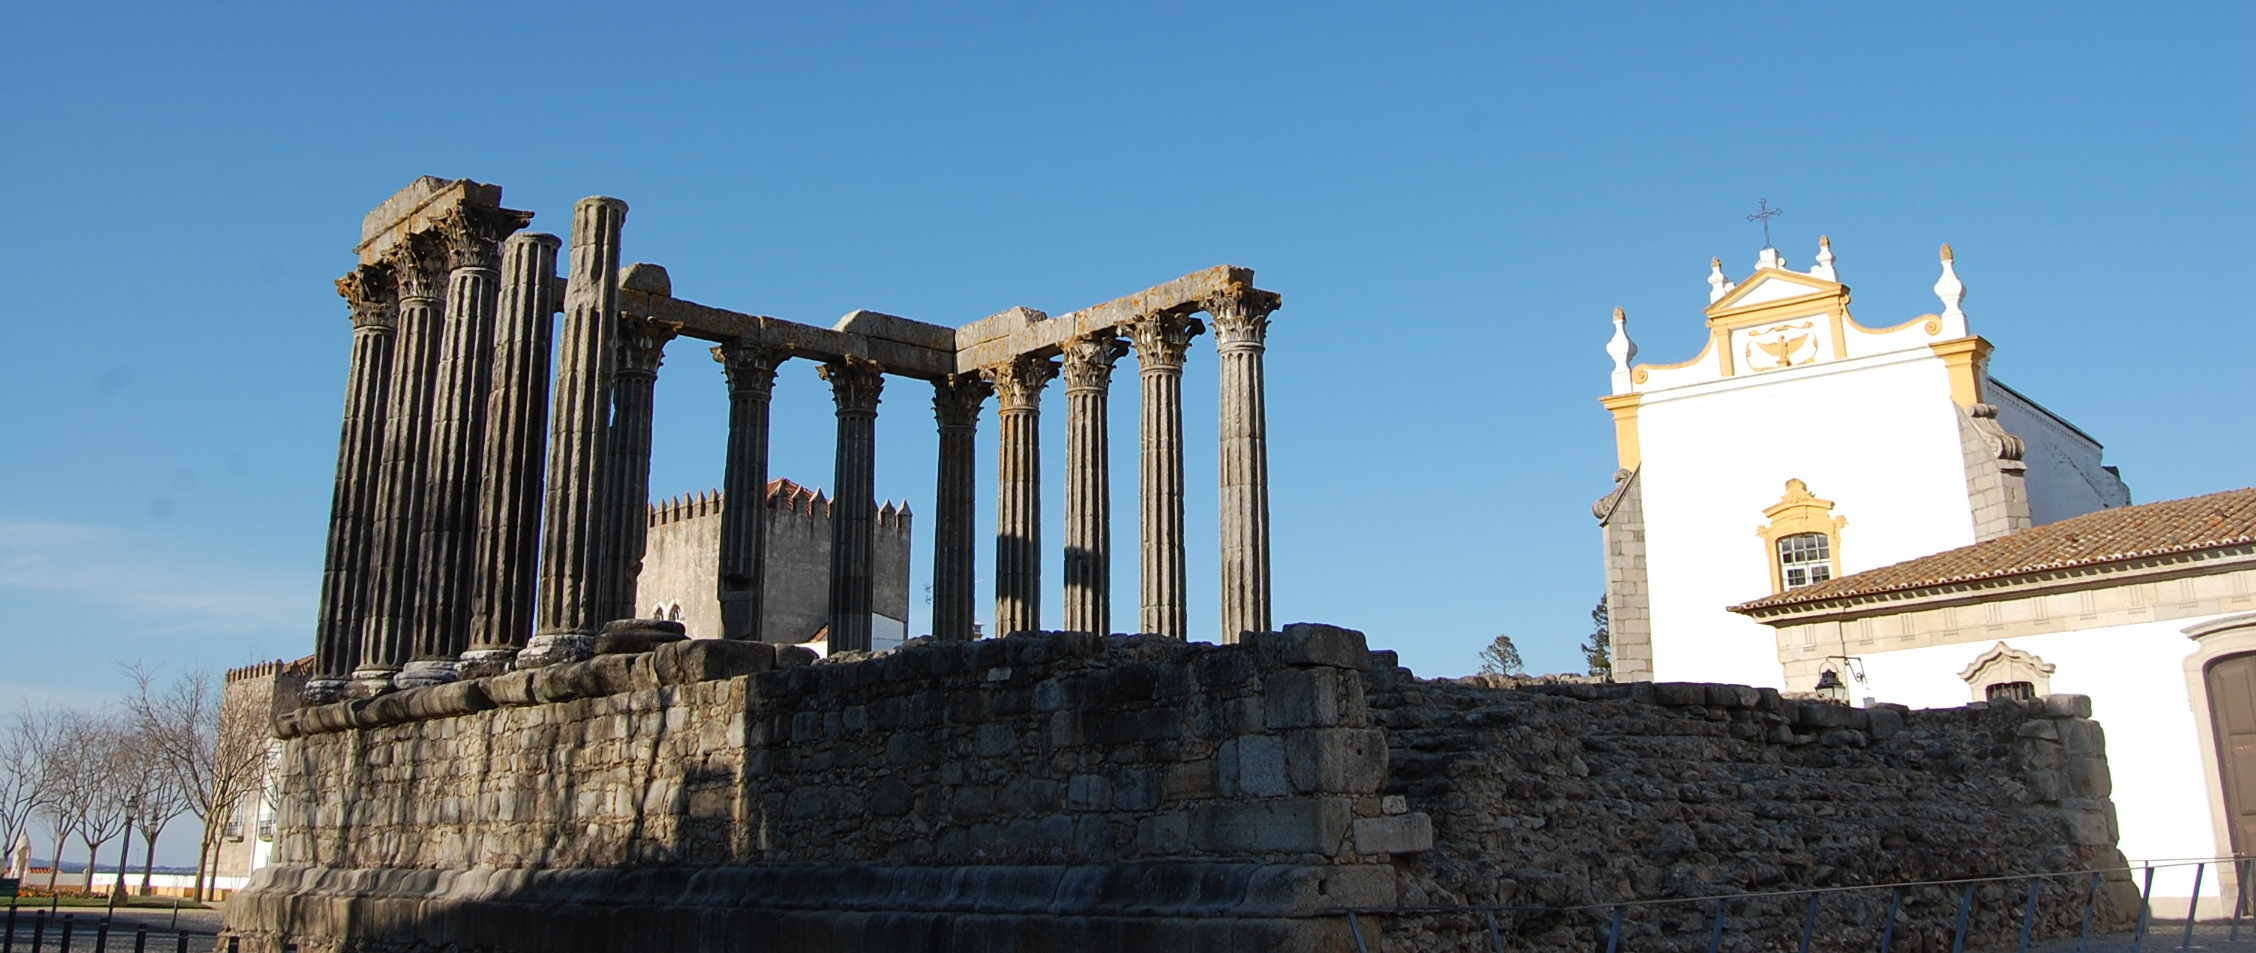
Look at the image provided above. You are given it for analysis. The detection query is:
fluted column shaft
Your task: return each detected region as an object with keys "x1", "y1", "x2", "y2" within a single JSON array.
[
  {"x1": 930, "y1": 374, "x2": 990, "y2": 642},
  {"x1": 524, "y1": 196, "x2": 628, "y2": 668},
  {"x1": 462, "y1": 233, "x2": 562, "y2": 676},
  {"x1": 1062, "y1": 335, "x2": 1126, "y2": 637},
  {"x1": 598, "y1": 315, "x2": 677, "y2": 625},
  {"x1": 822, "y1": 357, "x2": 885, "y2": 653},
  {"x1": 353, "y1": 235, "x2": 447, "y2": 695},
  {"x1": 716, "y1": 343, "x2": 787, "y2": 641},
  {"x1": 402, "y1": 206, "x2": 528, "y2": 687},
  {"x1": 1208, "y1": 290, "x2": 1281, "y2": 643},
  {"x1": 1127, "y1": 313, "x2": 1202, "y2": 639},
  {"x1": 306, "y1": 265, "x2": 398, "y2": 702},
  {"x1": 987, "y1": 355, "x2": 1058, "y2": 638}
]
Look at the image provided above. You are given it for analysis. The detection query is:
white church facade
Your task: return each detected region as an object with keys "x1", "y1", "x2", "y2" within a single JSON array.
[
  {"x1": 1594, "y1": 236, "x2": 2256, "y2": 912},
  {"x1": 1594, "y1": 238, "x2": 2130, "y2": 687}
]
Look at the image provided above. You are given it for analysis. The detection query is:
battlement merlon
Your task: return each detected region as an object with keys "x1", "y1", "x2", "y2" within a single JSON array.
[
  {"x1": 616, "y1": 264, "x2": 1275, "y2": 381},
  {"x1": 353, "y1": 177, "x2": 522, "y2": 265}
]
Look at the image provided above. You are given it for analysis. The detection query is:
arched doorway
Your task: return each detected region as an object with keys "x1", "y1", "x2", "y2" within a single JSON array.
[{"x1": 2206, "y1": 652, "x2": 2256, "y2": 857}]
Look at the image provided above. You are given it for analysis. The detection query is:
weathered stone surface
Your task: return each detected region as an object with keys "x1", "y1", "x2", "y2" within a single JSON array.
[
  {"x1": 652, "y1": 637, "x2": 774, "y2": 685},
  {"x1": 1351, "y1": 812, "x2": 1433, "y2": 855},
  {"x1": 1269, "y1": 623, "x2": 1369, "y2": 670},
  {"x1": 591, "y1": 618, "x2": 688, "y2": 655}
]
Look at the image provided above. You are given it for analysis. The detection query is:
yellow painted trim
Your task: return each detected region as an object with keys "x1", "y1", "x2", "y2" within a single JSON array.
[
  {"x1": 1704, "y1": 268, "x2": 1840, "y2": 316},
  {"x1": 1755, "y1": 478, "x2": 1849, "y2": 595},
  {"x1": 1851, "y1": 312, "x2": 1946, "y2": 336},
  {"x1": 1628, "y1": 335, "x2": 1715, "y2": 386},
  {"x1": 1828, "y1": 302, "x2": 1848, "y2": 360},
  {"x1": 1929, "y1": 336, "x2": 1993, "y2": 407},
  {"x1": 1707, "y1": 291, "x2": 1852, "y2": 334},
  {"x1": 1599, "y1": 393, "x2": 1642, "y2": 469}
]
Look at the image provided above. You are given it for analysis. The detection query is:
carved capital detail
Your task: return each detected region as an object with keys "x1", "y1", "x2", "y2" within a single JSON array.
[
  {"x1": 617, "y1": 315, "x2": 682, "y2": 378},
  {"x1": 983, "y1": 355, "x2": 1060, "y2": 413},
  {"x1": 819, "y1": 355, "x2": 886, "y2": 415},
  {"x1": 384, "y1": 232, "x2": 447, "y2": 303},
  {"x1": 1125, "y1": 311, "x2": 1205, "y2": 372},
  {"x1": 932, "y1": 373, "x2": 993, "y2": 432},
  {"x1": 434, "y1": 204, "x2": 534, "y2": 273},
  {"x1": 336, "y1": 263, "x2": 397, "y2": 332},
  {"x1": 1203, "y1": 288, "x2": 1281, "y2": 350},
  {"x1": 1060, "y1": 333, "x2": 1130, "y2": 392},
  {"x1": 713, "y1": 340, "x2": 791, "y2": 398},
  {"x1": 1966, "y1": 403, "x2": 2027, "y2": 463}
]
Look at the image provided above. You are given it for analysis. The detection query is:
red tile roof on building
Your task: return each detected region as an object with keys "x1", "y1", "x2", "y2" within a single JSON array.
[{"x1": 1732, "y1": 486, "x2": 2256, "y2": 614}]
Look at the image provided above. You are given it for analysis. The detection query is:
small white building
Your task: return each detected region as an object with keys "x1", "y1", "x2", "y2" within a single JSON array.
[
  {"x1": 1733, "y1": 488, "x2": 2256, "y2": 912},
  {"x1": 1595, "y1": 238, "x2": 2130, "y2": 686}
]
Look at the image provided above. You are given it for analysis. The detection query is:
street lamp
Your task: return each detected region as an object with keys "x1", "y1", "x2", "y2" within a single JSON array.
[{"x1": 1815, "y1": 669, "x2": 1850, "y2": 704}]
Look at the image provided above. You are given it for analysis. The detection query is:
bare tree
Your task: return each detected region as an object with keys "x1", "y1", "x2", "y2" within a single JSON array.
[
  {"x1": 121, "y1": 719, "x2": 191, "y2": 895},
  {"x1": 0, "y1": 706, "x2": 48, "y2": 869},
  {"x1": 61, "y1": 713, "x2": 134, "y2": 894},
  {"x1": 26, "y1": 707, "x2": 88, "y2": 892},
  {"x1": 123, "y1": 665, "x2": 270, "y2": 901}
]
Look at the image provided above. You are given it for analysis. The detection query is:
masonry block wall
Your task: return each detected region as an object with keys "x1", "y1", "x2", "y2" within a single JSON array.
[{"x1": 228, "y1": 627, "x2": 2134, "y2": 953}]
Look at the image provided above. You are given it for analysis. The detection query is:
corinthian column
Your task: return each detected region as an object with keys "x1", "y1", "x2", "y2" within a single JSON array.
[
  {"x1": 1061, "y1": 334, "x2": 1127, "y2": 638},
  {"x1": 462, "y1": 233, "x2": 562, "y2": 677},
  {"x1": 1207, "y1": 289, "x2": 1281, "y2": 643},
  {"x1": 306, "y1": 264, "x2": 397, "y2": 703},
  {"x1": 401, "y1": 204, "x2": 530, "y2": 688},
  {"x1": 930, "y1": 374, "x2": 990, "y2": 642},
  {"x1": 523, "y1": 196, "x2": 628, "y2": 668},
  {"x1": 820, "y1": 357, "x2": 885, "y2": 654},
  {"x1": 353, "y1": 234, "x2": 446, "y2": 696},
  {"x1": 985, "y1": 355, "x2": 1058, "y2": 638},
  {"x1": 715, "y1": 341, "x2": 789, "y2": 642},
  {"x1": 1125, "y1": 312, "x2": 1203, "y2": 639},
  {"x1": 598, "y1": 314, "x2": 678, "y2": 625}
]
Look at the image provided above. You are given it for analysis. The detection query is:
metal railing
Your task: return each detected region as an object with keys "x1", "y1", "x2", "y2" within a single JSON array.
[
  {"x1": 0, "y1": 901, "x2": 226, "y2": 953},
  {"x1": 1348, "y1": 857, "x2": 2256, "y2": 953}
]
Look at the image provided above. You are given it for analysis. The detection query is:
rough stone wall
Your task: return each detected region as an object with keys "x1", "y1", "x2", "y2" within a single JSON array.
[
  {"x1": 637, "y1": 482, "x2": 913, "y2": 647},
  {"x1": 1595, "y1": 467, "x2": 1653, "y2": 681},
  {"x1": 1958, "y1": 402, "x2": 2034, "y2": 543},
  {"x1": 1368, "y1": 654, "x2": 2138, "y2": 952}
]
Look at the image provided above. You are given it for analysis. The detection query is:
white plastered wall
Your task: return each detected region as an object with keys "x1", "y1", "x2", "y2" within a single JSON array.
[
  {"x1": 1988, "y1": 380, "x2": 2133, "y2": 525},
  {"x1": 1639, "y1": 350, "x2": 1979, "y2": 686},
  {"x1": 1853, "y1": 615, "x2": 2238, "y2": 903}
]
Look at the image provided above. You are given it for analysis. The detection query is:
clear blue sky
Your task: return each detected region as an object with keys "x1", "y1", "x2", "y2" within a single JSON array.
[{"x1": 1, "y1": 2, "x2": 2248, "y2": 767}]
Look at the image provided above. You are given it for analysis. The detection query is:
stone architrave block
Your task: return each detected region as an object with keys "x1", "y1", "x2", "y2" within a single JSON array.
[
  {"x1": 483, "y1": 670, "x2": 540, "y2": 707},
  {"x1": 1284, "y1": 729, "x2": 1385, "y2": 795},
  {"x1": 1352, "y1": 812, "x2": 1434, "y2": 855},
  {"x1": 1191, "y1": 797, "x2": 1352, "y2": 855},
  {"x1": 652, "y1": 639, "x2": 775, "y2": 686},
  {"x1": 1271, "y1": 624, "x2": 1370, "y2": 670},
  {"x1": 2043, "y1": 694, "x2": 2094, "y2": 719},
  {"x1": 403, "y1": 681, "x2": 496, "y2": 720}
]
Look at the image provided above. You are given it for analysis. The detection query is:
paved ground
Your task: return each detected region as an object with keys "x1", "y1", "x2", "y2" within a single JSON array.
[{"x1": 2033, "y1": 923, "x2": 2256, "y2": 953}]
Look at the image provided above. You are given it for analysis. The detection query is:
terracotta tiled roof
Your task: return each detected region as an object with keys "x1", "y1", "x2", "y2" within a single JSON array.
[{"x1": 1732, "y1": 487, "x2": 2256, "y2": 613}]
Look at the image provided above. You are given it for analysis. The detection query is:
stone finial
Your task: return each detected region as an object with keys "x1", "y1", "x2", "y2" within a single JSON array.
[
  {"x1": 1707, "y1": 257, "x2": 1734, "y2": 304},
  {"x1": 1607, "y1": 307, "x2": 1638, "y2": 395},
  {"x1": 1810, "y1": 235, "x2": 1838, "y2": 282},
  {"x1": 1756, "y1": 246, "x2": 1786, "y2": 272},
  {"x1": 1934, "y1": 242, "x2": 1967, "y2": 323}
]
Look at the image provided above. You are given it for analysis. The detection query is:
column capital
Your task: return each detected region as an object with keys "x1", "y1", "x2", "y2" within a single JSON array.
[
  {"x1": 932, "y1": 373, "x2": 992, "y2": 433},
  {"x1": 1203, "y1": 288, "x2": 1281, "y2": 351},
  {"x1": 384, "y1": 232, "x2": 447, "y2": 303},
  {"x1": 336, "y1": 263, "x2": 397, "y2": 332},
  {"x1": 820, "y1": 355, "x2": 886, "y2": 415},
  {"x1": 434, "y1": 204, "x2": 535, "y2": 273},
  {"x1": 713, "y1": 340, "x2": 791, "y2": 398},
  {"x1": 617, "y1": 315, "x2": 681, "y2": 379},
  {"x1": 1060, "y1": 333, "x2": 1130, "y2": 393},
  {"x1": 1126, "y1": 311, "x2": 1206, "y2": 371},
  {"x1": 984, "y1": 354, "x2": 1060, "y2": 412}
]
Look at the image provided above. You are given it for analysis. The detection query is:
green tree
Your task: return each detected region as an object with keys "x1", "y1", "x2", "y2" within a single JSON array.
[
  {"x1": 1478, "y1": 635, "x2": 1524, "y2": 676},
  {"x1": 1581, "y1": 596, "x2": 1614, "y2": 680}
]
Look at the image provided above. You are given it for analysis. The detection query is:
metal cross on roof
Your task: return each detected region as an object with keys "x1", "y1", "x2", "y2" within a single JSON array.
[{"x1": 1747, "y1": 198, "x2": 1784, "y2": 248}]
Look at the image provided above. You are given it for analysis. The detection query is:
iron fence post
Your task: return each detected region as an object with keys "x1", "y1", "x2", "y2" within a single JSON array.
[
  {"x1": 29, "y1": 910, "x2": 43, "y2": 953},
  {"x1": 1607, "y1": 904, "x2": 1625, "y2": 953},
  {"x1": 91, "y1": 920, "x2": 105, "y2": 953},
  {"x1": 2234, "y1": 859, "x2": 2252, "y2": 943},
  {"x1": 4, "y1": 897, "x2": 15, "y2": 953},
  {"x1": 2018, "y1": 878, "x2": 2041, "y2": 953},
  {"x1": 1799, "y1": 892, "x2": 1819, "y2": 953},
  {"x1": 1707, "y1": 898, "x2": 1725, "y2": 953},
  {"x1": 2079, "y1": 872, "x2": 2100, "y2": 953},
  {"x1": 130, "y1": 929, "x2": 143, "y2": 953},
  {"x1": 2134, "y1": 865, "x2": 2157, "y2": 953},
  {"x1": 2183, "y1": 862, "x2": 2206, "y2": 951},
  {"x1": 1483, "y1": 909, "x2": 1504, "y2": 953},
  {"x1": 1347, "y1": 911, "x2": 1370, "y2": 953},
  {"x1": 1882, "y1": 887, "x2": 1902, "y2": 953},
  {"x1": 1951, "y1": 883, "x2": 1975, "y2": 953},
  {"x1": 57, "y1": 913, "x2": 71, "y2": 953}
]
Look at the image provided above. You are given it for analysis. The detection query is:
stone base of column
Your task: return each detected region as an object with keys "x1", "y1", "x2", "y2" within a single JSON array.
[
  {"x1": 346, "y1": 668, "x2": 398, "y2": 699},
  {"x1": 516, "y1": 631, "x2": 594, "y2": 669},
  {"x1": 300, "y1": 678, "x2": 348, "y2": 705},
  {"x1": 719, "y1": 593, "x2": 757, "y2": 642},
  {"x1": 455, "y1": 647, "x2": 519, "y2": 679},
  {"x1": 394, "y1": 659, "x2": 461, "y2": 689}
]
